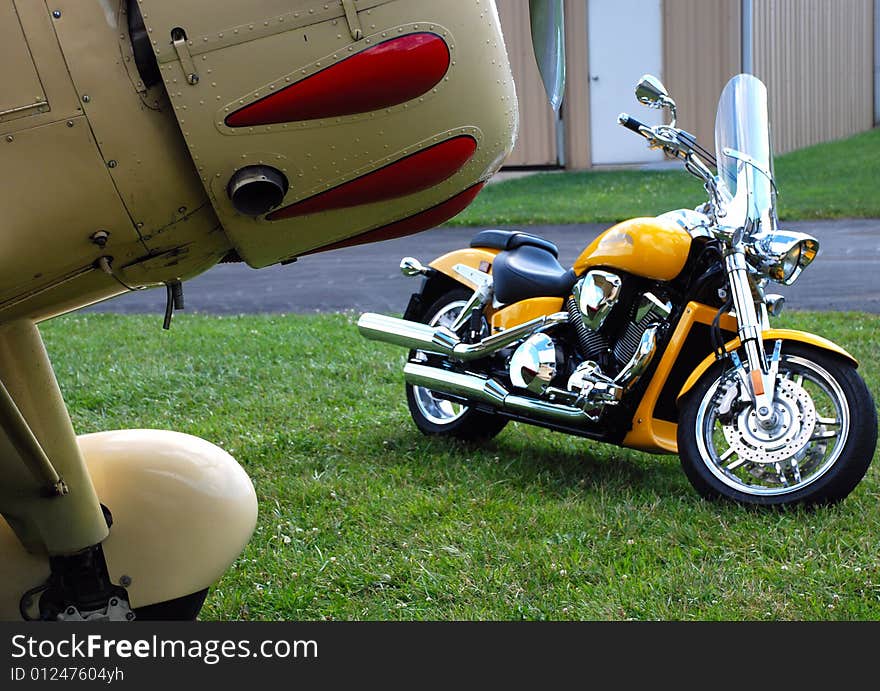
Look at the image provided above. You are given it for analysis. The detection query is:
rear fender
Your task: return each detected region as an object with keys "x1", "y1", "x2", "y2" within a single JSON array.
[
  {"x1": 400, "y1": 247, "x2": 500, "y2": 321},
  {"x1": 429, "y1": 247, "x2": 499, "y2": 290},
  {"x1": 677, "y1": 329, "x2": 859, "y2": 403},
  {"x1": 422, "y1": 248, "x2": 566, "y2": 328}
]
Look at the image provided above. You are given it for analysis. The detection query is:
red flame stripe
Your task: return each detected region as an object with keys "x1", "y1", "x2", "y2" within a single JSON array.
[
  {"x1": 267, "y1": 136, "x2": 477, "y2": 220},
  {"x1": 302, "y1": 183, "x2": 485, "y2": 255},
  {"x1": 226, "y1": 33, "x2": 450, "y2": 127}
]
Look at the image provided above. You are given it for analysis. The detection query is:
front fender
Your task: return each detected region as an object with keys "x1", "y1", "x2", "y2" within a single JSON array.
[{"x1": 677, "y1": 329, "x2": 859, "y2": 403}]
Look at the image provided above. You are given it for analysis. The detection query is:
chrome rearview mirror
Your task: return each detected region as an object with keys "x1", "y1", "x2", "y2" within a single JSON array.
[
  {"x1": 635, "y1": 74, "x2": 668, "y2": 104},
  {"x1": 635, "y1": 74, "x2": 677, "y2": 126}
]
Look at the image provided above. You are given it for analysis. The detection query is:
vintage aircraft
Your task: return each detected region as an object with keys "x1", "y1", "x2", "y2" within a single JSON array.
[{"x1": 0, "y1": 0, "x2": 563, "y2": 620}]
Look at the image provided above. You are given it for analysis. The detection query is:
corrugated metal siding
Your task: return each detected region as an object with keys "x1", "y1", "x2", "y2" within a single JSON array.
[
  {"x1": 753, "y1": 0, "x2": 874, "y2": 154},
  {"x1": 501, "y1": 0, "x2": 875, "y2": 167},
  {"x1": 563, "y1": 0, "x2": 591, "y2": 169},
  {"x1": 875, "y1": 0, "x2": 880, "y2": 124},
  {"x1": 663, "y1": 0, "x2": 742, "y2": 155},
  {"x1": 496, "y1": 0, "x2": 559, "y2": 166}
]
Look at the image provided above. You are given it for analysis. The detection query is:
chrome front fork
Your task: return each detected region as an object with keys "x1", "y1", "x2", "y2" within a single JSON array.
[{"x1": 725, "y1": 250, "x2": 778, "y2": 427}]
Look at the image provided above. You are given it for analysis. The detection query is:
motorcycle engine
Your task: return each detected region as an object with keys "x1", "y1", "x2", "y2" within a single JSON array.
[
  {"x1": 563, "y1": 277, "x2": 673, "y2": 388},
  {"x1": 612, "y1": 292, "x2": 673, "y2": 367},
  {"x1": 506, "y1": 273, "x2": 673, "y2": 402}
]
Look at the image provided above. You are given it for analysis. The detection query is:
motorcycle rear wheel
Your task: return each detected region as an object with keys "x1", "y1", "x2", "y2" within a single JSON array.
[
  {"x1": 405, "y1": 289, "x2": 508, "y2": 441},
  {"x1": 678, "y1": 343, "x2": 877, "y2": 506}
]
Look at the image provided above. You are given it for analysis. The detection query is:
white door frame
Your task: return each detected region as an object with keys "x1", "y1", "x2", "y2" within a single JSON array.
[{"x1": 587, "y1": 0, "x2": 665, "y2": 165}]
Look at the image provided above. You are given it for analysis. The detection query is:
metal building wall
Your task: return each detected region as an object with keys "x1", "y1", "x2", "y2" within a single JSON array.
[
  {"x1": 496, "y1": 0, "x2": 559, "y2": 166},
  {"x1": 751, "y1": 0, "x2": 874, "y2": 154},
  {"x1": 872, "y1": 0, "x2": 879, "y2": 124},
  {"x1": 562, "y1": 0, "x2": 591, "y2": 169},
  {"x1": 663, "y1": 0, "x2": 742, "y2": 152},
  {"x1": 500, "y1": 0, "x2": 875, "y2": 168}
]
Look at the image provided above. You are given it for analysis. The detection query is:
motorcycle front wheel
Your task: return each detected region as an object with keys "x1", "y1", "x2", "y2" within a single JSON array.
[
  {"x1": 678, "y1": 343, "x2": 877, "y2": 506},
  {"x1": 405, "y1": 288, "x2": 508, "y2": 441}
]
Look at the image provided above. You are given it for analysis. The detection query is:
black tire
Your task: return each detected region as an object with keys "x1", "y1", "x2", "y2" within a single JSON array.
[
  {"x1": 405, "y1": 288, "x2": 508, "y2": 441},
  {"x1": 678, "y1": 343, "x2": 877, "y2": 506},
  {"x1": 133, "y1": 588, "x2": 209, "y2": 621}
]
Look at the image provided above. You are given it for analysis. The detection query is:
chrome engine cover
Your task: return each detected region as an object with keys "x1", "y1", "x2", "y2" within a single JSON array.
[
  {"x1": 572, "y1": 270, "x2": 622, "y2": 331},
  {"x1": 509, "y1": 333, "x2": 557, "y2": 394}
]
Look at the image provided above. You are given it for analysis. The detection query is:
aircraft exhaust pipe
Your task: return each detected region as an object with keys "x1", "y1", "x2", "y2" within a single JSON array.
[{"x1": 227, "y1": 165, "x2": 289, "y2": 216}]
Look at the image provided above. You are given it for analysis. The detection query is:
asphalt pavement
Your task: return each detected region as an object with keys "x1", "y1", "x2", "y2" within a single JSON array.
[{"x1": 84, "y1": 218, "x2": 880, "y2": 316}]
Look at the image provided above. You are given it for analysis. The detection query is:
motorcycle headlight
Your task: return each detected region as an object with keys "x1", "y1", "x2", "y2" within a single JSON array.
[{"x1": 744, "y1": 230, "x2": 819, "y2": 285}]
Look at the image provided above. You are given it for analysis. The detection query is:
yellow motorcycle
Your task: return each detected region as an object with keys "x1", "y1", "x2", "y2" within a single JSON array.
[{"x1": 359, "y1": 73, "x2": 878, "y2": 506}]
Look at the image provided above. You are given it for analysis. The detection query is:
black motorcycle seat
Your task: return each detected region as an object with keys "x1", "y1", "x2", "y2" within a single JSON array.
[
  {"x1": 470, "y1": 229, "x2": 559, "y2": 258},
  {"x1": 492, "y1": 245, "x2": 577, "y2": 305}
]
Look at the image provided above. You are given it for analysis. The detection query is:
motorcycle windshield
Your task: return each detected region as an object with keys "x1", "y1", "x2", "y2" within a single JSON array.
[{"x1": 714, "y1": 74, "x2": 775, "y2": 229}]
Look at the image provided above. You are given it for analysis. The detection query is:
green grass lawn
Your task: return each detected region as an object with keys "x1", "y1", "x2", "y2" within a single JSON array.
[
  {"x1": 42, "y1": 310, "x2": 880, "y2": 621},
  {"x1": 453, "y1": 128, "x2": 880, "y2": 226}
]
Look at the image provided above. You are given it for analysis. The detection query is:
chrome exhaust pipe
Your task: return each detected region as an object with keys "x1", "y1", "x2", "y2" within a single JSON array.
[
  {"x1": 357, "y1": 313, "x2": 457, "y2": 356},
  {"x1": 404, "y1": 362, "x2": 587, "y2": 425},
  {"x1": 358, "y1": 312, "x2": 568, "y2": 361},
  {"x1": 404, "y1": 363, "x2": 507, "y2": 406},
  {"x1": 503, "y1": 393, "x2": 587, "y2": 423}
]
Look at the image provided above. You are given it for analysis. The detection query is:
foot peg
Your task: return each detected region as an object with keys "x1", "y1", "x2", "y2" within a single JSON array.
[
  {"x1": 567, "y1": 361, "x2": 623, "y2": 406},
  {"x1": 555, "y1": 324, "x2": 660, "y2": 420}
]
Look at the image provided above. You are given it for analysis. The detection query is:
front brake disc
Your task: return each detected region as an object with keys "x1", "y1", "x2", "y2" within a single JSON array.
[{"x1": 721, "y1": 378, "x2": 817, "y2": 464}]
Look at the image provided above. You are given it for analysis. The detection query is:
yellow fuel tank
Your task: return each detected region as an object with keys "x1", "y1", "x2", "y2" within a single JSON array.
[{"x1": 573, "y1": 217, "x2": 692, "y2": 281}]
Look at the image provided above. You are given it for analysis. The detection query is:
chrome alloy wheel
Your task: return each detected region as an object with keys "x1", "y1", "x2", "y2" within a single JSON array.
[
  {"x1": 694, "y1": 355, "x2": 850, "y2": 496},
  {"x1": 411, "y1": 300, "x2": 470, "y2": 426}
]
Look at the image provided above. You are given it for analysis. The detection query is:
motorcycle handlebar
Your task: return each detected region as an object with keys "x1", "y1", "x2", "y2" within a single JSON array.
[
  {"x1": 617, "y1": 112, "x2": 649, "y2": 136},
  {"x1": 617, "y1": 112, "x2": 721, "y2": 213}
]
